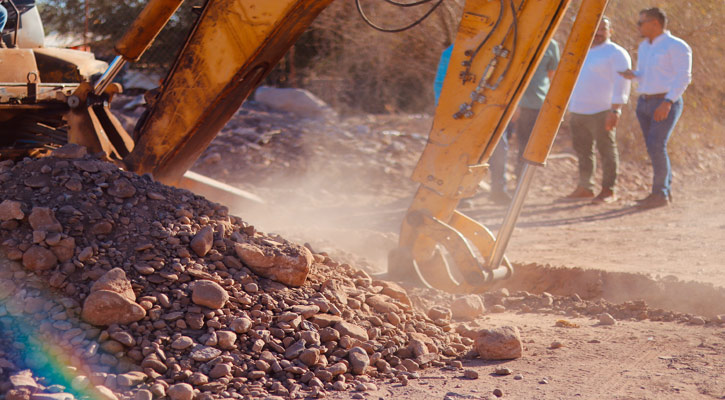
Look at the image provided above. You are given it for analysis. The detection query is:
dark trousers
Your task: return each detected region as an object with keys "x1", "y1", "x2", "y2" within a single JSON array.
[{"x1": 569, "y1": 111, "x2": 619, "y2": 192}]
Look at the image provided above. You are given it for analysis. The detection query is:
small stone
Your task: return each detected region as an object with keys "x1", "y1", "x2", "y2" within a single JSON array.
[
  {"x1": 514, "y1": 373, "x2": 523, "y2": 380},
  {"x1": 190, "y1": 226, "x2": 214, "y2": 257},
  {"x1": 216, "y1": 330, "x2": 237, "y2": 349},
  {"x1": 493, "y1": 388, "x2": 503, "y2": 397},
  {"x1": 81, "y1": 290, "x2": 146, "y2": 326},
  {"x1": 494, "y1": 367, "x2": 513, "y2": 376},
  {"x1": 91, "y1": 268, "x2": 136, "y2": 301},
  {"x1": 134, "y1": 389, "x2": 153, "y2": 400},
  {"x1": 52, "y1": 143, "x2": 87, "y2": 158},
  {"x1": 427, "y1": 305, "x2": 452, "y2": 321},
  {"x1": 348, "y1": 347, "x2": 370, "y2": 375},
  {"x1": 190, "y1": 345, "x2": 222, "y2": 362},
  {"x1": 107, "y1": 177, "x2": 136, "y2": 198},
  {"x1": 0, "y1": 200, "x2": 24, "y2": 221},
  {"x1": 22, "y1": 246, "x2": 58, "y2": 272},
  {"x1": 191, "y1": 280, "x2": 229, "y2": 309},
  {"x1": 209, "y1": 363, "x2": 232, "y2": 379},
  {"x1": 599, "y1": 313, "x2": 616, "y2": 326},
  {"x1": 299, "y1": 348, "x2": 320, "y2": 367},
  {"x1": 234, "y1": 241, "x2": 312, "y2": 287},
  {"x1": 451, "y1": 295, "x2": 485, "y2": 320},
  {"x1": 334, "y1": 321, "x2": 368, "y2": 341},
  {"x1": 550, "y1": 341, "x2": 564, "y2": 349},
  {"x1": 365, "y1": 295, "x2": 399, "y2": 313},
  {"x1": 28, "y1": 207, "x2": 62, "y2": 232},
  {"x1": 94, "y1": 385, "x2": 119, "y2": 400},
  {"x1": 491, "y1": 304, "x2": 506, "y2": 313},
  {"x1": 284, "y1": 339, "x2": 306, "y2": 360},
  {"x1": 171, "y1": 336, "x2": 194, "y2": 350},
  {"x1": 539, "y1": 378, "x2": 549, "y2": 384},
  {"x1": 230, "y1": 317, "x2": 253, "y2": 333},
  {"x1": 167, "y1": 383, "x2": 194, "y2": 400},
  {"x1": 463, "y1": 369, "x2": 479, "y2": 379}
]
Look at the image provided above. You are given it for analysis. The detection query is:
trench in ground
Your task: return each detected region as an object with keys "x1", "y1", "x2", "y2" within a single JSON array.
[{"x1": 486, "y1": 262, "x2": 725, "y2": 318}]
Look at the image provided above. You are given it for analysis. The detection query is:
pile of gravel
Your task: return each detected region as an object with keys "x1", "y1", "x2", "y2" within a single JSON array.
[{"x1": 0, "y1": 145, "x2": 470, "y2": 400}]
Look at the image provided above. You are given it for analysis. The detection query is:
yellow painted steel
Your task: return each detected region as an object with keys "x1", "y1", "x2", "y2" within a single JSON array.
[
  {"x1": 115, "y1": 0, "x2": 185, "y2": 62},
  {"x1": 523, "y1": 0, "x2": 609, "y2": 164},
  {"x1": 397, "y1": 0, "x2": 573, "y2": 289},
  {"x1": 396, "y1": 0, "x2": 608, "y2": 291},
  {"x1": 124, "y1": 0, "x2": 333, "y2": 185}
]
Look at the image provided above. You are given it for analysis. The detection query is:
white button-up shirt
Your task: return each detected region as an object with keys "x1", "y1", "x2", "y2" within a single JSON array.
[
  {"x1": 569, "y1": 40, "x2": 632, "y2": 115},
  {"x1": 634, "y1": 31, "x2": 692, "y2": 101}
]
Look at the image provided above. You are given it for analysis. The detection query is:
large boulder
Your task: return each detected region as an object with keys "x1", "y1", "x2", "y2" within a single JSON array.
[
  {"x1": 254, "y1": 86, "x2": 335, "y2": 119},
  {"x1": 81, "y1": 290, "x2": 146, "y2": 326},
  {"x1": 475, "y1": 326, "x2": 523, "y2": 360},
  {"x1": 234, "y1": 242, "x2": 312, "y2": 287}
]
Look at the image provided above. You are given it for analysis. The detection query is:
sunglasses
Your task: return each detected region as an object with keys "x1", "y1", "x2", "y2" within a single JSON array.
[{"x1": 637, "y1": 19, "x2": 652, "y2": 27}]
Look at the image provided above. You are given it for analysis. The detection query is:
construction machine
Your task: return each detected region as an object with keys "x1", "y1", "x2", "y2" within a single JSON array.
[{"x1": 0, "y1": 0, "x2": 609, "y2": 293}]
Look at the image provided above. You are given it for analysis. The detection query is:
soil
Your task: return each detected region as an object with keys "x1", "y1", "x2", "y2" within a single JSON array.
[{"x1": 183, "y1": 101, "x2": 725, "y2": 399}]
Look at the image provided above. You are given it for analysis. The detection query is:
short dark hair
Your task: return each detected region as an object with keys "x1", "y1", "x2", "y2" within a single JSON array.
[{"x1": 640, "y1": 7, "x2": 667, "y2": 28}]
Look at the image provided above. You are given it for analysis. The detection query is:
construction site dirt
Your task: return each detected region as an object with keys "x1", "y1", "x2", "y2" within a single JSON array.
[
  {"x1": 189, "y1": 101, "x2": 725, "y2": 399},
  {"x1": 1, "y1": 98, "x2": 724, "y2": 400}
]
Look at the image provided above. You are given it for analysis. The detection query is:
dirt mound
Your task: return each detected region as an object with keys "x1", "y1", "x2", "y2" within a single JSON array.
[{"x1": 0, "y1": 149, "x2": 471, "y2": 399}]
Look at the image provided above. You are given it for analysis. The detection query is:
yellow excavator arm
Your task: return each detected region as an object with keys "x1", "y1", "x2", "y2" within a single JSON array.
[{"x1": 65, "y1": 0, "x2": 608, "y2": 293}]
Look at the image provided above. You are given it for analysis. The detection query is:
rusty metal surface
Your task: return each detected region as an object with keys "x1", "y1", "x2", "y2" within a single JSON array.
[
  {"x1": 0, "y1": 48, "x2": 40, "y2": 99},
  {"x1": 33, "y1": 48, "x2": 108, "y2": 82},
  {"x1": 124, "y1": 0, "x2": 334, "y2": 185}
]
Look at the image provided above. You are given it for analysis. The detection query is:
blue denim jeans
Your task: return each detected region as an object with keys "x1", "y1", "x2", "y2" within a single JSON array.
[
  {"x1": 0, "y1": 4, "x2": 8, "y2": 33},
  {"x1": 635, "y1": 96, "x2": 683, "y2": 198}
]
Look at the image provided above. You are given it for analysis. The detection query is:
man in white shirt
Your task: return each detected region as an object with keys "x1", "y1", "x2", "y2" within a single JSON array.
[
  {"x1": 564, "y1": 17, "x2": 631, "y2": 203},
  {"x1": 619, "y1": 7, "x2": 692, "y2": 209}
]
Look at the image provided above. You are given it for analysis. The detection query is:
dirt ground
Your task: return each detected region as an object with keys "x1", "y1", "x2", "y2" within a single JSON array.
[{"x1": 116, "y1": 99, "x2": 725, "y2": 399}]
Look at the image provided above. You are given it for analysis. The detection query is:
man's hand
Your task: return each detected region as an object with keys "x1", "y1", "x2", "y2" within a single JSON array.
[
  {"x1": 654, "y1": 101, "x2": 672, "y2": 121},
  {"x1": 605, "y1": 112, "x2": 620, "y2": 131},
  {"x1": 617, "y1": 69, "x2": 636, "y2": 80}
]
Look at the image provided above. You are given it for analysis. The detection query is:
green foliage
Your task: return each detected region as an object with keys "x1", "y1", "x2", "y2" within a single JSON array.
[{"x1": 38, "y1": 0, "x2": 200, "y2": 69}]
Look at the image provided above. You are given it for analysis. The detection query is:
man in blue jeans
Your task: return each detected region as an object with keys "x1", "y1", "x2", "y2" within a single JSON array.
[{"x1": 620, "y1": 7, "x2": 692, "y2": 209}]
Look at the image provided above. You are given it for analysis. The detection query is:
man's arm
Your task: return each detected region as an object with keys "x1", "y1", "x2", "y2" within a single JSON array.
[
  {"x1": 664, "y1": 40, "x2": 692, "y2": 102},
  {"x1": 606, "y1": 48, "x2": 632, "y2": 130},
  {"x1": 611, "y1": 48, "x2": 632, "y2": 106},
  {"x1": 654, "y1": 39, "x2": 692, "y2": 122}
]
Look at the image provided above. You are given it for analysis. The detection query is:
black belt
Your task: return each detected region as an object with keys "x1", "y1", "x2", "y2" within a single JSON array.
[{"x1": 640, "y1": 93, "x2": 667, "y2": 100}]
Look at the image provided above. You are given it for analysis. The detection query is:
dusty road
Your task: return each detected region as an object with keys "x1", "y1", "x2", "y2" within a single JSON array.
[{"x1": 196, "y1": 108, "x2": 725, "y2": 399}]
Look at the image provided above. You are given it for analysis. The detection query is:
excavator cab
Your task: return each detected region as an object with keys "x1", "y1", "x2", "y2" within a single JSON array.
[{"x1": 0, "y1": 0, "x2": 109, "y2": 160}]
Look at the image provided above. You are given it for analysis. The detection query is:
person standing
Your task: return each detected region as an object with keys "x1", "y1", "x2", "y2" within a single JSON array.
[
  {"x1": 513, "y1": 40, "x2": 560, "y2": 178},
  {"x1": 0, "y1": 2, "x2": 8, "y2": 48},
  {"x1": 433, "y1": 41, "x2": 560, "y2": 205},
  {"x1": 564, "y1": 17, "x2": 631, "y2": 203},
  {"x1": 620, "y1": 7, "x2": 692, "y2": 209},
  {"x1": 492, "y1": 40, "x2": 559, "y2": 204}
]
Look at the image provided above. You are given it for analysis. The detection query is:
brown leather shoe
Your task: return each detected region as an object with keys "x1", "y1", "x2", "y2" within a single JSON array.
[
  {"x1": 637, "y1": 193, "x2": 669, "y2": 209},
  {"x1": 561, "y1": 187, "x2": 595, "y2": 201},
  {"x1": 592, "y1": 188, "x2": 617, "y2": 204}
]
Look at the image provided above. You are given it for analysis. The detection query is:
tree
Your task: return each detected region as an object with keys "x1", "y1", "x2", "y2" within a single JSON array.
[{"x1": 38, "y1": 0, "x2": 201, "y2": 70}]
